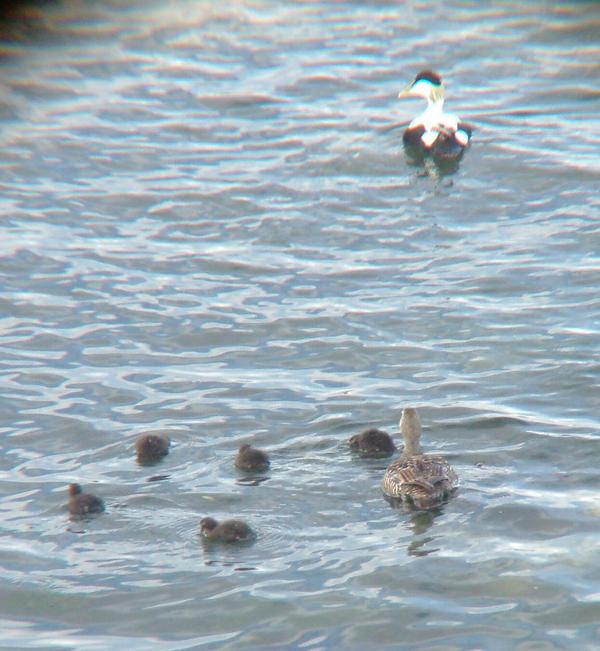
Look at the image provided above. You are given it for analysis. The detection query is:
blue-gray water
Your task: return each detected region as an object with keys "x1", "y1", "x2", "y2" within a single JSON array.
[{"x1": 0, "y1": 1, "x2": 599, "y2": 649}]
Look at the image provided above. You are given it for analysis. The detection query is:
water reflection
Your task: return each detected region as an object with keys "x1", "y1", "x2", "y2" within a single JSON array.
[
  {"x1": 407, "y1": 152, "x2": 463, "y2": 179},
  {"x1": 201, "y1": 536, "x2": 259, "y2": 572},
  {"x1": 66, "y1": 521, "x2": 97, "y2": 534},
  {"x1": 407, "y1": 537, "x2": 439, "y2": 558},
  {"x1": 234, "y1": 475, "x2": 270, "y2": 487},
  {"x1": 145, "y1": 474, "x2": 170, "y2": 483},
  {"x1": 204, "y1": 558, "x2": 259, "y2": 572},
  {"x1": 385, "y1": 496, "x2": 449, "y2": 556}
]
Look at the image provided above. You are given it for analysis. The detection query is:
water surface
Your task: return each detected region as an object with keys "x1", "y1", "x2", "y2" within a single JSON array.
[{"x1": 0, "y1": 1, "x2": 599, "y2": 649}]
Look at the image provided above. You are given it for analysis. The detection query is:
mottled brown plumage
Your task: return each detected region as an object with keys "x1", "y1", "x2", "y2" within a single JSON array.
[
  {"x1": 234, "y1": 444, "x2": 270, "y2": 472},
  {"x1": 135, "y1": 434, "x2": 170, "y2": 465},
  {"x1": 67, "y1": 483, "x2": 104, "y2": 517},
  {"x1": 199, "y1": 517, "x2": 255, "y2": 543},
  {"x1": 382, "y1": 408, "x2": 458, "y2": 508},
  {"x1": 349, "y1": 428, "x2": 396, "y2": 458}
]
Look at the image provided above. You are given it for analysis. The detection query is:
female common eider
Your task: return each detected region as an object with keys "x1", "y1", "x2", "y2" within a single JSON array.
[
  {"x1": 135, "y1": 433, "x2": 170, "y2": 465},
  {"x1": 199, "y1": 517, "x2": 255, "y2": 543},
  {"x1": 235, "y1": 444, "x2": 270, "y2": 472},
  {"x1": 349, "y1": 428, "x2": 396, "y2": 458},
  {"x1": 67, "y1": 483, "x2": 104, "y2": 517},
  {"x1": 382, "y1": 408, "x2": 458, "y2": 508},
  {"x1": 399, "y1": 70, "x2": 472, "y2": 160}
]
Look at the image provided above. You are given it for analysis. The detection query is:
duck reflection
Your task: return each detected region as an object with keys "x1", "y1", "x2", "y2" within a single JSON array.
[
  {"x1": 235, "y1": 475, "x2": 270, "y2": 487},
  {"x1": 407, "y1": 152, "x2": 462, "y2": 180},
  {"x1": 146, "y1": 474, "x2": 170, "y2": 483},
  {"x1": 204, "y1": 558, "x2": 258, "y2": 571},
  {"x1": 385, "y1": 496, "x2": 447, "y2": 557}
]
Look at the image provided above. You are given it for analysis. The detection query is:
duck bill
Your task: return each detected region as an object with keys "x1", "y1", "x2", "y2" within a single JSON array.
[{"x1": 398, "y1": 82, "x2": 414, "y2": 98}]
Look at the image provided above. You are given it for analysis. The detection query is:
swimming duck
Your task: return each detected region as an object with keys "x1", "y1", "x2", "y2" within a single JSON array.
[
  {"x1": 349, "y1": 428, "x2": 396, "y2": 458},
  {"x1": 67, "y1": 483, "x2": 104, "y2": 517},
  {"x1": 135, "y1": 433, "x2": 170, "y2": 465},
  {"x1": 234, "y1": 444, "x2": 270, "y2": 472},
  {"x1": 381, "y1": 408, "x2": 458, "y2": 508},
  {"x1": 399, "y1": 70, "x2": 472, "y2": 160},
  {"x1": 199, "y1": 516, "x2": 255, "y2": 543}
]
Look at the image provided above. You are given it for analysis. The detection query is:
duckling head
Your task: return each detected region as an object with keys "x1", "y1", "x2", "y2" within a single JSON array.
[
  {"x1": 68, "y1": 483, "x2": 82, "y2": 496},
  {"x1": 200, "y1": 517, "x2": 218, "y2": 535}
]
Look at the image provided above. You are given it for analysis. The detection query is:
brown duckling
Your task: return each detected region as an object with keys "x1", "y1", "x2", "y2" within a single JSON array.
[
  {"x1": 349, "y1": 428, "x2": 396, "y2": 458},
  {"x1": 234, "y1": 443, "x2": 270, "y2": 472},
  {"x1": 135, "y1": 433, "x2": 170, "y2": 465},
  {"x1": 199, "y1": 517, "x2": 255, "y2": 543},
  {"x1": 67, "y1": 483, "x2": 104, "y2": 517}
]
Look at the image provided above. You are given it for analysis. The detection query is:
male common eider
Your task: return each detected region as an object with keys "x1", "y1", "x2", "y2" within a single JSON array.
[
  {"x1": 349, "y1": 428, "x2": 397, "y2": 458},
  {"x1": 235, "y1": 444, "x2": 270, "y2": 472},
  {"x1": 67, "y1": 483, "x2": 104, "y2": 517},
  {"x1": 199, "y1": 516, "x2": 255, "y2": 543},
  {"x1": 399, "y1": 70, "x2": 472, "y2": 160},
  {"x1": 381, "y1": 408, "x2": 458, "y2": 508},
  {"x1": 135, "y1": 433, "x2": 170, "y2": 465}
]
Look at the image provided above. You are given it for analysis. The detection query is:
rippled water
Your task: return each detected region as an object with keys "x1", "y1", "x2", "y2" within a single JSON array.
[{"x1": 0, "y1": 0, "x2": 599, "y2": 649}]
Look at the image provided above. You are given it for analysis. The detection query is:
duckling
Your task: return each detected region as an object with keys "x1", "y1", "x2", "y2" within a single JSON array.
[
  {"x1": 382, "y1": 408, "x2": 458, "y2": 508},
  {"x1": 349, "y1": 428, "x2": 396, "y2": 458},
  {"x1": 67, "y1": 483, "x2": 104, "y2": 517},
  {"x1": 399, "y1": 70, "x2": 472, "y2": 160},
  {"x1": 234, "y1": 444, "x2": 270, "y2": 472},
  {"x1": 199, "y1": 517, "x2": 255, "y2": 543},
  {"x1": 135, "y1": 433, "x2": 170, "y2": 465}
]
